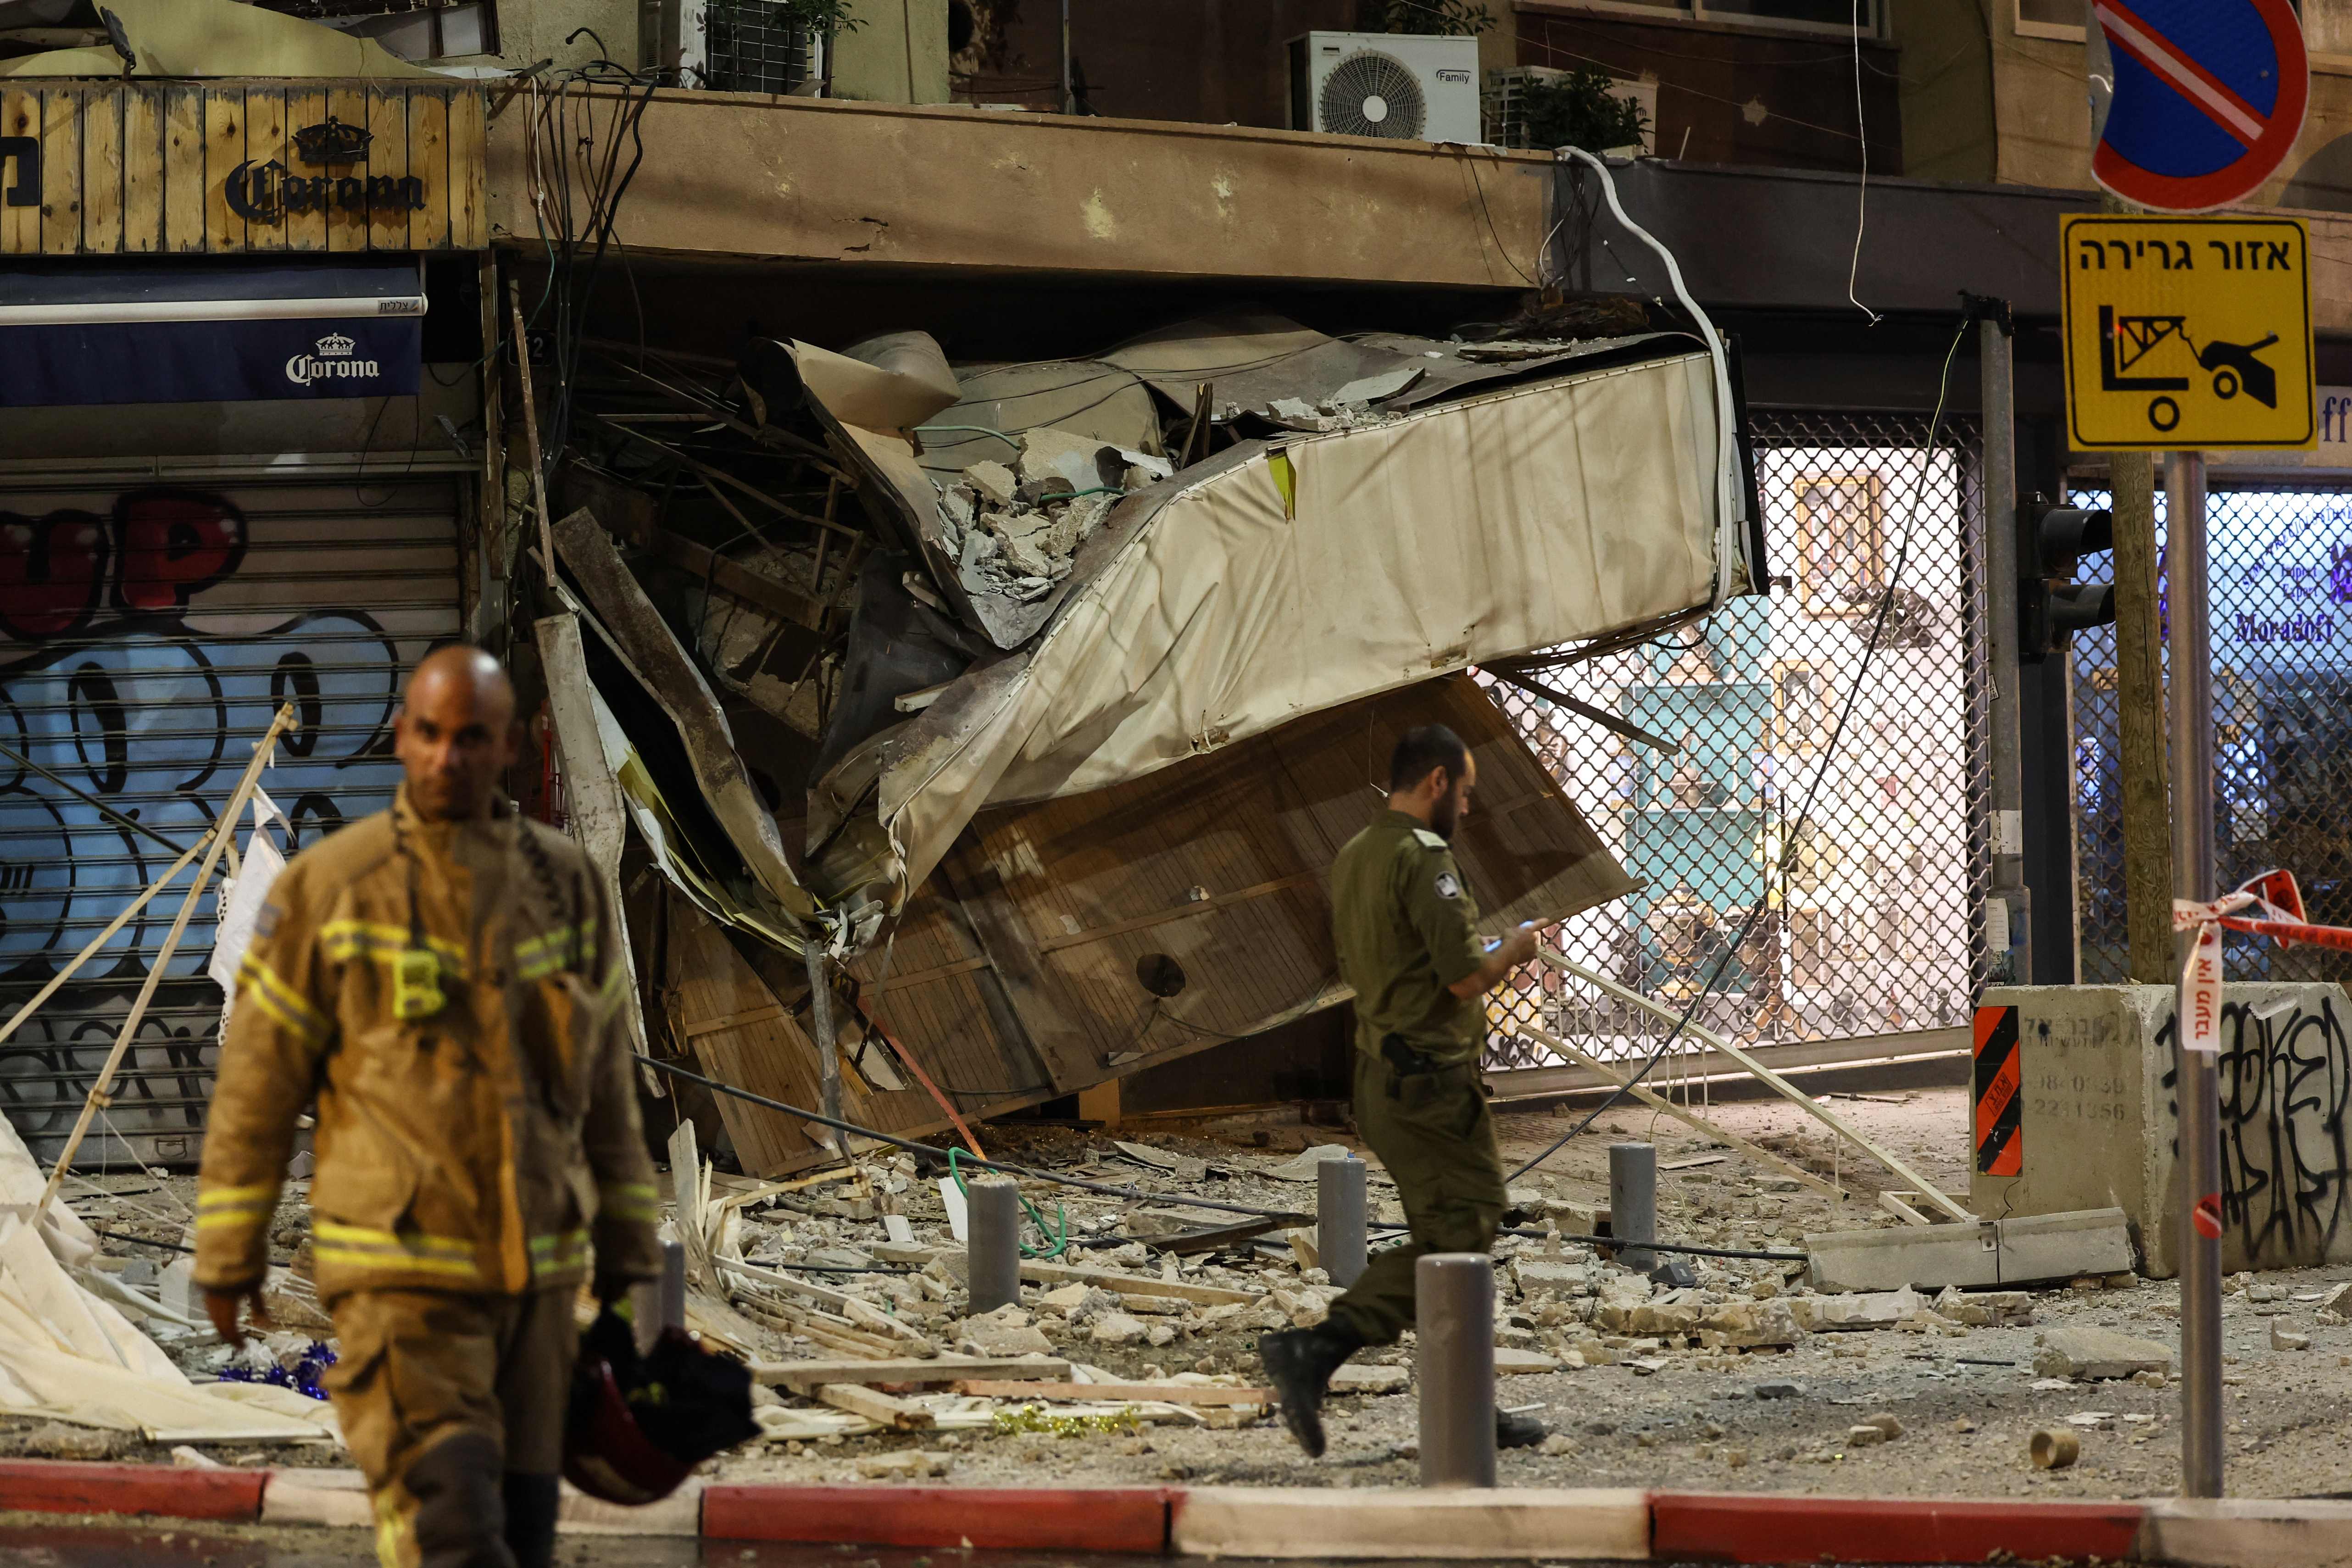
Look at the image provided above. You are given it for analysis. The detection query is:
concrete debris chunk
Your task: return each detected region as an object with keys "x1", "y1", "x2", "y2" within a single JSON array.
[
  {"x1": 1752, "y1": 1379, "x2": 1806, "y2": 1400},
  {"x1": 1846, "y1": 1423, "x2": 1887, "y2": 1447},
  {"x1": 856, "y1": 1450, "x2": 954, "y2": 1479},
  {"x1": 1792, "y1": 1286, "x2": 1923, "y2": 1332},
  {"x1": 1090, "y1": 1311, "x2": 1151, "y2": 1346},
  {"x1": 2030, "y1": 1325, "x2": 2175, "y2": 1380},
  {"x1": 960, "y1": 1304, "x2": 1057, "y2": 1357},
  {"x1": 1265, "y1": 1144, "x2": 1356, "y2": 1182},
  {"x1": 1329, "y1": 1362, "x2": 1409, "y2": 1394},
  {"x1": 1017, "y1": 426, "x2": 1117, "y2": 492},
  {"x1": 964, "y1": 460, "x2": 1018, "y2": 506},
  {"x1": 1494, "y1": 1346, "x2": 1561, "y2": 1375},
  {"x1": 2272, "y1": 1322, "x2": 2313, "y2": 1351}
]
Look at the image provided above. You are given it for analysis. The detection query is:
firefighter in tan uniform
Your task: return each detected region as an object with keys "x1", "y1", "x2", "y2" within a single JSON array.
[{"x1": 195, "y1": 645, "x2": 662, "y2": 1568}]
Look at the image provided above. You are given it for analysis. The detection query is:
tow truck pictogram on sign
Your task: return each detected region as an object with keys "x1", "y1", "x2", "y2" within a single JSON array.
[
  {"x1": 2061, "y1": 213, "x2": 2313, "y2": 451},
  {"x1": 2099, "y1": 306, "x2": 2282, "y2": 434}
]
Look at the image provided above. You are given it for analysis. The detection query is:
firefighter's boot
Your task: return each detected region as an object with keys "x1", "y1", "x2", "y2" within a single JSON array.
[{"x1": 501, "y1": 1473, "x2": 560, "y2": 1568}]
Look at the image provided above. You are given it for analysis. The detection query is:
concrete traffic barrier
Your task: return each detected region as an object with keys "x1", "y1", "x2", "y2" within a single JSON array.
[
  {"x1": 1609, "y1": 1141, "x2": 1657, "y2": 1272},
  {"x1": 1415, "y1": 1251, "x2": 1495, "y2": 1488},
  {"x1": 1318, "y1": 1154, "x2": 1368, "y2": 1287},
  {"x1": 966, "y1": 1179, "x2": 1022, "y2": 1313}
]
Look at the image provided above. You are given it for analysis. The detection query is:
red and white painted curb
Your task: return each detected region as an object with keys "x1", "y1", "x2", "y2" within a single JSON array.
[{"x1": 2, "y1": 1460, "x2": 2348, "y2": 1564}]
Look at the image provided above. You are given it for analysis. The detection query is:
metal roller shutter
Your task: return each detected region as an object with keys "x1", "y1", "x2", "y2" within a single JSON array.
[{"x1": 0, "y1": 468, "x2": 464, "y2": 1167}]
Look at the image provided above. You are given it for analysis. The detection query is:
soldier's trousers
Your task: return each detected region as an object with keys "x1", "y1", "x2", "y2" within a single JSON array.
[
  {"x1": 322, "y1": 1287, "x2": 577, "y2": 1568},
  {"x1": 1323, "y1": 1050, "x2": 1506, "y2": 1346}
]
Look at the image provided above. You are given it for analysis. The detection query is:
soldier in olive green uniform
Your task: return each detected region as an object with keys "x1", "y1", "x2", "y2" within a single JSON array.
[{"x1": 1260, "y1": 724, "x2": 1542, "y2": 1457}]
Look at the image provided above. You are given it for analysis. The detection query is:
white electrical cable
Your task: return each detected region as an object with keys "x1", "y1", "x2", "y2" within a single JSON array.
[{"x1": 1555, "y1": 146, "x2": 1746, "y2": 610}]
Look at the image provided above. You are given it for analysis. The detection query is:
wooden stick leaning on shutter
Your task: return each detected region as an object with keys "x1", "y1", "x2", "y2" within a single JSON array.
[{"x1": 36, "y1": 704, "x2": 301, "y2": 1218}]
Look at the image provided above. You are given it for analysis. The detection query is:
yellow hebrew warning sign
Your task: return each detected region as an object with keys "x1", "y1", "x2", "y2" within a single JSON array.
[{"x1": 2060, "y1": 215, "x2": 2313, "y2": 451}]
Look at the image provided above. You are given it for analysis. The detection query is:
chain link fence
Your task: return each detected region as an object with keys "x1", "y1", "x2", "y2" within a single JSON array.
[
  {"x1": 1480, "y1": 411, "x2": 1992, "y2": 1077},
  {"x1": 2070, "y1": 478, "x2": 2352, "y2": 983}
]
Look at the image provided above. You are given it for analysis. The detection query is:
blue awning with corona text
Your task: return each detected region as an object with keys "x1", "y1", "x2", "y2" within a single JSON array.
[{"x1": 0, "y1": 260, "x2": 424, "y2": 407}]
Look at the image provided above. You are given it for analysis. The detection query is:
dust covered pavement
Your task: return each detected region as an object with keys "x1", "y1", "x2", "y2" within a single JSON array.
[{"x1": 33, "y1": 1086, "x2": 2352, "y2": 1500}]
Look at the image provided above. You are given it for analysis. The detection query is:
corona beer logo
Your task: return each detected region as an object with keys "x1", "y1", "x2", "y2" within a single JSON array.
[
  {"x1": 226, "y1": 160, "x2": 426, "y2": 225},
  {"x1": 285, "y1": 334, "x2": 380, "y2": 388}
]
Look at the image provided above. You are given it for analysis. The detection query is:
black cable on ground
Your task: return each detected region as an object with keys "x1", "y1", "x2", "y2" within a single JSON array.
[
  {"x1": 86, "y1": 1226, "x2": 195, "y2": 1256},
  {"x1": 636, "y1": 1055, "x2": 1807, "y2": 1263}
]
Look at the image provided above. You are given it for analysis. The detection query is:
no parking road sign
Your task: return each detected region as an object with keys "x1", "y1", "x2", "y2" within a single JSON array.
[
  {"x1": 2061, "y1": 213, "x2": 2313, "y2": 451},
  {"x1": 2092, "y1": 0, "x2": 2308, "y2": 212}
]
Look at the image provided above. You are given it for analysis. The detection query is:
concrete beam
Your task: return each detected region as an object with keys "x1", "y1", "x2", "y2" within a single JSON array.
[
  {"x1": 1804, "y1": 1207, "x2": 2134, "y2": 1293},
  {"x1": 486, "y1": 89, "x2": 1551, "y2": 288}
]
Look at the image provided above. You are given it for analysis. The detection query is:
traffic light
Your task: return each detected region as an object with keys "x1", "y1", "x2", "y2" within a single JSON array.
[{"x1": 2019, "y1": 496, "x2": 2116, "y2": 662}]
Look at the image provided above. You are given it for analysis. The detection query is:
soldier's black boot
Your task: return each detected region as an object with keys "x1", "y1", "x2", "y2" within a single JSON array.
[
  {"x1": 1259, "y1": 1322, "x2": 1365, "y2": 1458},
  {"x1": 1496, "y1": 1408, "x2": 1547, "y2": 1449},
  {"x1": 500, "y1": 1473, "x2": 560, "y2": 1568}
]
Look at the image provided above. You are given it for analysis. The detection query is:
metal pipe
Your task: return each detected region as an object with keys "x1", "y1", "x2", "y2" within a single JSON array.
[
  {"x1": 1980, "y1": 306, "x2": 2032, "y2": 983},
  {"x1": 1318, "y1": 1155, "x2": 1368, "y2": 1288},
  {"x1": 659, "y1": 1238, "x2": 686, "y2": 1333},
  {"x1": 2168, "y1": 450, "x2": 2223, "y2": 1500},
  {"x1": 1059, "y1": 0, "x2": 1072, "y2": 115},
  {"x1": 1608, "y1": 1142, "x2": 1657, "y2": 1273},
  {"x1": 1416, "y1": 1254, "x2": 1496, "y2": 1488},
  {"x1": 967, "y1": 1179, "x2": 1022, "y2": 1315}
]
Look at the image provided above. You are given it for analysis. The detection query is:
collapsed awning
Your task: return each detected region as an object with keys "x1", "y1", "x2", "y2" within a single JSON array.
[
  {"x1": 812, "y1": 339, "x2": 1745, "y2": 927},
  {"x1": 0, "y1": 260, "x2": 425, "y2": 406}
]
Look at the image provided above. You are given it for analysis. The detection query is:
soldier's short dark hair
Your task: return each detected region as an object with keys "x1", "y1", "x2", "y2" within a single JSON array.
[{"x1": 1389, "y1": 725, "x2": 1469, "y2": 792}]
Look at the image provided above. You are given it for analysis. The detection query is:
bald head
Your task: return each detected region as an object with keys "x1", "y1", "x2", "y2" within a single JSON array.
[{"x1": 395, "y1": 644, "x2": 520, "y2": 821}]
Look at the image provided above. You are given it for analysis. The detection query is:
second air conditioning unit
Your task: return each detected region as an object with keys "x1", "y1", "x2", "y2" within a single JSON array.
[{"x1": 1288, "y1": 32, "x2": 1483, "y2": 145}]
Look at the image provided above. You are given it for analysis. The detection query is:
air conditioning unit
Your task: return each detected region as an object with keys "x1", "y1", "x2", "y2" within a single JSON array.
[{"x1": 1287, "y1": 32, "x2": 1484, "y2": 145}]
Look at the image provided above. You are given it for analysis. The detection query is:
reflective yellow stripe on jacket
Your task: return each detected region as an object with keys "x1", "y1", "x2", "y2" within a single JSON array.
[
  {"x1": 312, "y1": 1221, "x2": 484, "y2": 1282},
  {"x1": 529, "y1": 1228, "x2": 592, "y2": 1281},
  {"x1": 515, "y1": 918, "x2": 599, "y2": 982},
  {"x1": 598, "y1": 1180, "x2": 659, "y2": 1224},
  {"x1": 195, "y1": 1181, "x2": 277, "y2": 1234},
  {"x1": 317, "y1": 920, "x2": 466, "y2": 973},
  {"x1": 235, "y1": 954, "x2": 332, "y2": 1045}
]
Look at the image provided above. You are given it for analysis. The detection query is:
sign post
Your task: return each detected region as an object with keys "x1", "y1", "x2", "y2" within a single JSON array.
[{"x1": 2076, "y1": 0, "x2": 2311, "y2": 1502}]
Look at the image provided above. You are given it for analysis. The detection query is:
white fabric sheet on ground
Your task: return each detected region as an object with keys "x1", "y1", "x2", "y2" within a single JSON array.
[{"x1": 861, "y1": 350, "x2": 1727, "y2": 909}]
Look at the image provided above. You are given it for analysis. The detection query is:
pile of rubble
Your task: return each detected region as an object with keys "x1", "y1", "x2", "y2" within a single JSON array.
[{"x1": 941, "y1": 431, "x2": 1172, "y2": 606}]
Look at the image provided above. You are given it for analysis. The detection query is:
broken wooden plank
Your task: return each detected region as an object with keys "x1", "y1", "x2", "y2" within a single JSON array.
[
  {"x1": 1017, "y1": 1260, "x2": 1260, "y2": 1306},
  {"x1": 1879, "y1": 1191, "x2": 1934, "y2": 1228},
  {"x1": 840, "y1": 1295, "x2": 937, "y2": 1353},
  {"x1": 1536, "y1": 947, "x2": 1970, "y2": 1221},
  {"x1": 1140, "y1": 1216, "x2": 1280, "y2": 1255},
  {"x1": 754, "y1": 1355, "x2": 1070, "y2": 1390},
  {"x1": 1506, "y1": 1021, "x2": 1846, "y2": 1205},
  {"x1": 953, "y1": 1380, "x2": 1270, "y2": 1407},
  {"x1": 815, "y1": 1383, "x2": 935, "y2": 1431}
]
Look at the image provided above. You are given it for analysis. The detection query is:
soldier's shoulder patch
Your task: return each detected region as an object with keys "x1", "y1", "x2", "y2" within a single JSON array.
[
  {"x1": 1434, "y1": 870, "x2": 1462, "y2": 900},
  {"x1": 1411, "y1": 828, "x2": 1448, "y2": 851},
  {"x1": 254, "y1": 901, "x2": 284, "y2": 940}
]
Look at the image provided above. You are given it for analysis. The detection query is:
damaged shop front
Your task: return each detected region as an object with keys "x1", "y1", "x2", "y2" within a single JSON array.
[
  {"x1": 528, "y1": 287, "x2": 1757, "y2": 1177},
  {"x1": 0, "y1": 67, "x2": 488, "y2": 1167}
]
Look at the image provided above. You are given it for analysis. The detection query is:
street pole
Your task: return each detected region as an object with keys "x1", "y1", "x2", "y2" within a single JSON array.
[
  {"x1": 2111, "y1": 450, "x2": 2176, "y2": 984},
  {"x1": 1980, "y1": 304, "x2": 2032, "y2": 984},
  {"x1": 2167, "y1": 450, "x2": 2223, "y2": 1499}
]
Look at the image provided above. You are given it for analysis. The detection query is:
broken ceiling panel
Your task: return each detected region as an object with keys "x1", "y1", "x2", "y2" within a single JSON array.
[
  {"x1": 554, "y1": 508, "x2": 820, "y2": 929},
  {"x1": 844, "y1": 672, "x2": 1633, "y2": 1116},
  {"x1": 827, "y1": 342, "x2": 1733, "y2": 917}
]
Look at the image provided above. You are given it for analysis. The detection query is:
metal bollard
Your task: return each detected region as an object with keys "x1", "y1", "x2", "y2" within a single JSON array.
[
  {"x1": 967, "y1": 1179, "x2": 1023, "y2": 1314},
  {"x1": 1416, "y1": 1253, "x2": 1496, "y2": 1488},
  {"x1": 658, "y1": 1238, "x2": 686, "y2": 1333},
  {"x1": 1609, "y1": 1141, "x2": 1657, "y2": 1273},
  {"x1": 1318, "y1": 1154, "x2": 1368, "y2": 1288}
]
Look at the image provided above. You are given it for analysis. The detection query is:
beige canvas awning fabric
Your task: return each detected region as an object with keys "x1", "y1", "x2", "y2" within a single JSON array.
[
  {"x1": 838, "y1": 347, "x2": 1727, "y2": 920},
  {"x1": 0, "y1": 0, "x2": 439, "y2": 78}
]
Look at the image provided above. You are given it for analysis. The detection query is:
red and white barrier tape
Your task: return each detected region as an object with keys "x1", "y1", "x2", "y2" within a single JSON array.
[{"x1": 2170, "y1": 869, "x2": 2352, "y2": 1057}]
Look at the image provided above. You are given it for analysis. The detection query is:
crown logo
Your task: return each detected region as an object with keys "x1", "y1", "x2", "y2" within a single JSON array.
[
  {"x1": 316, "y1": 333, "x2": 356, "y2": 357},
  {"x1": 292, "y1": 117, "x2": 372, "y2": 166}
]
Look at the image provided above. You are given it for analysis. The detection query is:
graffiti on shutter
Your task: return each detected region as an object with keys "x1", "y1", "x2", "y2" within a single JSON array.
[{"x1": 0, "y1": 475, "x2": 461, "y2": 1164}]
